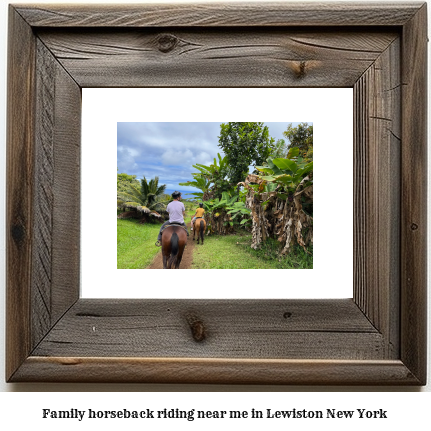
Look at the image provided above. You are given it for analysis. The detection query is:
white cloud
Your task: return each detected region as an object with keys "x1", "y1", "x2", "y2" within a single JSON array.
[
  {"x1": 161, "y1": 148, "x2": 193, "y2": 166},
  {"x1": 194, "y1": 151, "x2": 212, "y2": 165},
  {"x1": 117, "y1": 146, "x2": 139, "y2": 172}
]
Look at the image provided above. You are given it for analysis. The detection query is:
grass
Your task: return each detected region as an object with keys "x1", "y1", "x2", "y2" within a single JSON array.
[
  {"x1": 117, "y1": 218, "x2": 161, "y2": 269},
  {"x1": 118, "y1": 215, "x2": 313, "y2": 270},
  {"x1": 249, "y1": 236, "x2": 313, "y2": 269},
  {"x1": 117, "y1": 206, "x2": 195, "y2": 269},
  {"x1": 191, "y1": 229, "x2": 313, "y2": 269}
]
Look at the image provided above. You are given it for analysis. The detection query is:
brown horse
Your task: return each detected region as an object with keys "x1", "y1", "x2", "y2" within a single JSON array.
[
  {"x1": 193, "y1": 218, "x2": 206, "y2": 245},
  {"x1": 161, "y1": 225, "x2": 187, "y2": 269}
]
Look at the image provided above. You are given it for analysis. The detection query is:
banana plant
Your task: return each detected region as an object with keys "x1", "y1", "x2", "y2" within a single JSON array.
[
  {"x1": 255, "y1": 146, "x2": 313, "y2": 195},
  {"x1": 192, "y1": 153, "x2": 228, "y2": 179},
  {"x1": 178, "y1": 176, "x2": 211, "y2": 200},
  {"x1": 179, "y1": 153, "x2": 230, "y2": 199},
  {"x1": 226, "y1": 201, "x2": 251, "y2": 226},
  {"x1": 203, "y1": 191, "x2": 238, "y2": 214}
]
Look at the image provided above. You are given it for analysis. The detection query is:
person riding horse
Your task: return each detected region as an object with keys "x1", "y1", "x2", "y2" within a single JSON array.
[
  {"x1": 155, "y1": 191, "x2": 189, "y2": 247},
  {"x1": 190, "y1": 203, "x2": 205, "y2": 230}
]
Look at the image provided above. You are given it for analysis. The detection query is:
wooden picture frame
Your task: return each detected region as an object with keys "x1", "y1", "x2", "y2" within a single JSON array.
[{"x1": 6, "y1": 2, "x2": 427, "y2": 385}]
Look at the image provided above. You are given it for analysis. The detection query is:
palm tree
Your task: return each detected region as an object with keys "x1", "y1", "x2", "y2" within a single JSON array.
[{"x1": 118, "y1": 176, "x2": 167, "y2": 218}]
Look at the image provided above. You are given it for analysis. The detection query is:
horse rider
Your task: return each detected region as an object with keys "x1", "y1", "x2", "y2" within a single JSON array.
[
  {"x1": 191, "y1": 203, "x2": 205, "y2": 231},
  {"x1": 155, "y1": 191, "x2": 189, "y2": 246}
]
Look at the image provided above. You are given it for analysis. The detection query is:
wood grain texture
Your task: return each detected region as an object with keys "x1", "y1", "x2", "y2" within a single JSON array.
[
  {"x1": 32, "y1": 40, "x2": 56, "y2": 347},
  {"x1": 6, "y1": 2, "x2": 427, "y2": 385},
  {"x1": 15, "y1": 2, "x2": 423, "y2": 27},
  {"x1": 12, "y1": 358, "x2": 420, "y2": 385},
  {"x1": 400, "y1": 3, "x2": 428, "y2": 384},
  {"x1": 32, "y1": 299, "x2": 383, "y2": 360},
  {"x1": 32, "y1": 39, "x2": 81, "y2": 348},
  {"x1": 50, "y1": 52, "x2": 81, "y2": 324},
  {"x1": 36, "y1": 29, "x2": 398, "y2": 88},
  {"x1": 6, "y1": 7, "x2": 36, "y2": 381},
  {"x1": 353, "y1": 38, "x2": 401, "y2": 358}
]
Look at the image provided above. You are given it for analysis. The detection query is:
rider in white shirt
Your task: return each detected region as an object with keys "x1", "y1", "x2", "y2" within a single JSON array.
[{"x1": 155, "y1": 191, "x2": 189, "y2": 246}]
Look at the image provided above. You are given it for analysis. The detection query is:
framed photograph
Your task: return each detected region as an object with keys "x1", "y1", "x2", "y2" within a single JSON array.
[
  {"x1": 83, "y1": 87, "x2": 352, "y2": 299},
  {"x1": 6, "y1": 2, "x2": 427, "y2": 384}
]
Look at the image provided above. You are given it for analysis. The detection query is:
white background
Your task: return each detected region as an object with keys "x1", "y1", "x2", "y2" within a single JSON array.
[
  {"x1": 81, "y1": 87, "x2": 353, "y2": 299},
  {"x1": 0, "y1": 0, "x2": 430, "y2": 422}
]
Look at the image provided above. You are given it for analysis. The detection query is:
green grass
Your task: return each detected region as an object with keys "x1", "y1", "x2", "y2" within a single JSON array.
[
  {"x1": 185, "y1": 207, "x2": 196, "y2": 223},
  {"x1": 118, "y1": 216, "x2": 312, "y2": 270},
  {"x1": 191, "y1": 229, "x2": 313, "y2": 269},
  {"x1": 117, "y1": 207, "x2": 195, "y2": 269},
  {"x1": 117, "y1": 219, "x2": 161, "y2": 269}
]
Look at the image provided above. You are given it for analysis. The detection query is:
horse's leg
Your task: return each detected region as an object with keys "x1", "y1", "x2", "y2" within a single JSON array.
[
  {"x1": 167, "y1": 231, "x2": 179, "y2": 268},
  {"x1": 175, "y1": 236, "x2": 186, "y2": 268},
  {"x1": 162, "y1": 233, "x2": 171, "y2": 269},
  {"x1": 193, "y1": 223, "x2": 195, "y2": 241},
  {"x1": 200, "y1": 220, "x2": 204, "y2": 245},
  {"x1": 175, "y1": 252, "x2": 183, "y2": 269}
]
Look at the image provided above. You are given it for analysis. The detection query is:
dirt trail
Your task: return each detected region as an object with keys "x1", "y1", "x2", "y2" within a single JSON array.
[{"x1": 147, "y1": 221, "x2": 196, "y2": 269}]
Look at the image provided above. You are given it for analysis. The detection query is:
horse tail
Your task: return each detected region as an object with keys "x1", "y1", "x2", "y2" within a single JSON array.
[
  {"x1": 167, "y1": 232, "x2": 179, "y2": 268},
  {"x1": 200, "y1": 220, "x2": 204, "y2": 243}
]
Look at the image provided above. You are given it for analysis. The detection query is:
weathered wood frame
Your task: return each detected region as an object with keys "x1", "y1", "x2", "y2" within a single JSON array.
[{"x1": 6, "y1": 2, "x2": 427, "y2": 385}]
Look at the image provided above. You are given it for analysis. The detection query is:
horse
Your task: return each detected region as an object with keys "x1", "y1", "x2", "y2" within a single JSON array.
[
  {"x1": 193, "y1": 218, "x2": 206, "y2": 245},
  {"x1": 161, "y1": 225, "x2": 187, "y2": 269}
]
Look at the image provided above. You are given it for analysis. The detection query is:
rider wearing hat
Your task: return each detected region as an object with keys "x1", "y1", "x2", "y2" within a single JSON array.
[{"x1": 155, "y1": 191, "x2": 189, "y2": 246}]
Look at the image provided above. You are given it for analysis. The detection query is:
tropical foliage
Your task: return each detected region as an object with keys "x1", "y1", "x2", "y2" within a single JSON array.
[
  {"x1": 239, "y1": 147, "x2": 313, "y2": 254},
  {"x1": 117, "y1": 122, "x2": 313, "y2": 258},
  {"x1": 179, "y1": 154, "x2": 240, "y2": 235},
  {"x1": 180, "y1": 153, "x2": 231, "y2": 201},
  {"x1": 283, "y1": 122, "x2": 313, "y2": 162},
  {"x1": 201, "y1": 190, "x2": 240, "y2": 235},
  {"x1": 117, "y1": 174, "x2": 167, "y2": 220},
  {"x1": 218, "y1": 122, "x2": 276, "y2": 185}
]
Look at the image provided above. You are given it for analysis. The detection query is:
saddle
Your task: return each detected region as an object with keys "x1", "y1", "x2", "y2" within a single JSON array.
[{"x1": 160, "y1": 223, "x2": 188, "y2": 234}]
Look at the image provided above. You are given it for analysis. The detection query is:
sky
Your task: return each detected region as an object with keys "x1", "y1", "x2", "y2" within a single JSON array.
[{"x1": 117, "y1": 122, "x2": 301, "y2": 197}]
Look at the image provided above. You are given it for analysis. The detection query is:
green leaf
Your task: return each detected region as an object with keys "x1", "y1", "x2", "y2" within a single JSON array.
[
  {"x1": 265, "y1": 182, "x2": 278, "y2": 193},
  {"x1": 273, "y1": 174, "x2": 294, "y2": 184},
  {"x1": 295, "y1": 162, "x2": 313, "y2": 178},
  {"x1": 260, "y1": 175, "x2": 276, "y2": 182},
  {"x1": 287, "y1": 147, "x2": 300, "y2": 159},
  {"x1": 256, "y1": 166, "x2": 274, "y2": 175},
  {"x1": 273, "y1": 158, "x2": 298, "y2": 173}
]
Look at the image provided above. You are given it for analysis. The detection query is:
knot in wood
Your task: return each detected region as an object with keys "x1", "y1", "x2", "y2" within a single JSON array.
[
  {"x1": 11, "y1": 223, "x2": 25, "y2": 245},
  {"x1": 410, "y1": 223, "x2": 418, "y2": 231},
  {"x1": 296, "y1": 61, "x2": 307, "y2": 78},
  {"x1": 157, "y1": 34, "x2": 178, "y2": 53},
  {"x1": 289, "y1": 61, "x2": 308, "y2": 79},
  {"x1": 186, "y1": 314, "x2": 206, "y2": 342}
]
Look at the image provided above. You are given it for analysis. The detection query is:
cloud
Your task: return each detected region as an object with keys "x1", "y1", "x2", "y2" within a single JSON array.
[
  {"x1": 117, "y1": 122, "x2": 303, "y2": 192},
  {"x1": 194, "y1": 151, "x2": 212, "y2": 165},
  {"x1": 162, "y1": 148, "x2": 194, "y2": 166},
  {"x1": 117, "y1": 145, "x2": 139, "y2": 172}
]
